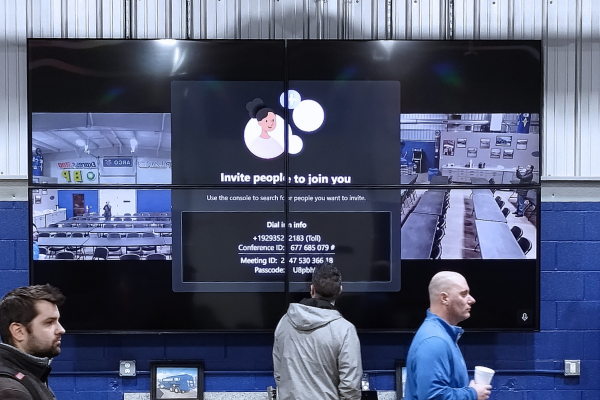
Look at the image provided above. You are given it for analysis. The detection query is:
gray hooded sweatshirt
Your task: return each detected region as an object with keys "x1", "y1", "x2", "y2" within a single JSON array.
[{"x1": 273, "y1": 299, "x2": 362, "y2": 400}]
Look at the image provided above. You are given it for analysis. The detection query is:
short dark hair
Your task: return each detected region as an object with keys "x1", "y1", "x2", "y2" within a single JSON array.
[
  {"x1": 312, "y1": 263, "x2": 342, "y2": 302},
  {"x1": 0, "y1": 285, "x2": 65, "y2": 345},
  {"x1": 256, "y1": 107, "x2": 274, "y2": 121}
]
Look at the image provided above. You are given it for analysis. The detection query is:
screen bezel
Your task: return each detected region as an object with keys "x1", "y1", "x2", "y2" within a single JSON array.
[{"x1": 27, "y1": 38, "x2": 541, "y2": 333}]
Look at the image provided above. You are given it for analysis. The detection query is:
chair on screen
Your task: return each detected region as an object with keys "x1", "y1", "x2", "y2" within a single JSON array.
[
  {"x1": 510, "y1": 226, "x2": 523, "y2": 241},
  {"x1": 125, "y1": 233, "x2": 141, "y2": 254},
  {"x1": 433, "y1": 227, "x2": 445, "y2": 247},
  {"x1": 145, "y1": 253, "x2": 166, "y2": 260},
  {"x1": 430, "y1": 243, "x2": 442, "y2": 260},
  {"x1": 66, "y1": 232, "x2": 84, "y2": 258},
  {"x1": 91, "y1": 247, "x2": 108, "y2": 260},
  {"x1": 502, "y1": 208, "x2": 510, "y2": 218},
  {"x1": 55, "y1": 251, "x2": 75, "y2": 260},
  {"x1": 120, "y1": 254, "x2": 140, "y2": 261},
  {"x1": 518, "y1": 237, "x2": 532, "y2": 256},
  {"x1": 141, "y1": 232, "x2": 157, "y2": 254},
  {"x1": 48, "y1": 233, "x2": 67, "y2": 257},
  {"x1": 106, "y1": 233, "x2": 123, "y2": 257},
  {"x1": 496, "y1": 200, "x2": 505, "y2": 209}
]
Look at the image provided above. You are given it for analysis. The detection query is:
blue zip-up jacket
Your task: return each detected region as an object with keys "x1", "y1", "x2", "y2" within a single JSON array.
[{"x1": 404, "y1": 310, "x2": 477, "y2": 400}]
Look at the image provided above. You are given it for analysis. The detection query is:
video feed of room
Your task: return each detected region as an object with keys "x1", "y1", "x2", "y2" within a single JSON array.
[
  {"x1": 31, "y1": 113, "x2": 172, "y2": 261},
  {"x1": 400, "y1": 113, "x2": 539, "y2": 260}
]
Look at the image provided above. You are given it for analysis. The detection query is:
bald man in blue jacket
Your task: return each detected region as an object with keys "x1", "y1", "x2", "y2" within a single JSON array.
[{"x1": 404, "y1": 271, "x2": 491, "y2": 400}]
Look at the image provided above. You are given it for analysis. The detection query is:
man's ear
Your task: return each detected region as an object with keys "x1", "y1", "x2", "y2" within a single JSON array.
[
  {"x1": 8, "y1": 322, "x2": 27, "y2": 345},
  {"x1": 339, "y1": 285, "x2": 343, "y2": 295},
  {"x1": 310, "y1": 285, "x2": 315, "y2": 298},
  {"x1": 440, "y1": 292, "x2": 449, "y2": 306}
]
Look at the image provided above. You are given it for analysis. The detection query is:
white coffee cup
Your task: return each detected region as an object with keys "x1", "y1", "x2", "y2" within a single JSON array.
[{"x1": 474, "y1": 366, "x2": 495, "y2": 385}]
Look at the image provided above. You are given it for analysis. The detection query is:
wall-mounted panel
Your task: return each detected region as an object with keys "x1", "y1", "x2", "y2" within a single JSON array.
[
  {"x1": 342, "y1": 0, "x2": 384, "y2": 39},
  {"x1": 543, "y1": 0, "x2": 579, "y2": 177},
  {"x1": 393, "y1": 0, "x2": 445, "y2": 40},
  {"x1": 511, "y1": 0, "x2": 544, "y2": 40},
  {"x1": 239, "y1": 0, "x2": 273, "y2": 39},
  {"x1": 273, "y1": 0, "x2": 304, "y2": 39},
  {"x1": 27, "y1": 0, "x2": 126, "y2": 39},
  {"x1": 578, "y1": 0, "x2": 600, "y2": 176},
  {"x1": 454, "y1": 0, "x2": 543, "y2": 40},
  {"x1": 133, "y1": 0, "x2": 186, "y2": 39},
  {"x1": 27, "y1": 0, "x2": 63, "y2": 38},
  {"x1": 0, "y1": 0, "x2": 27, "y2": 177}
]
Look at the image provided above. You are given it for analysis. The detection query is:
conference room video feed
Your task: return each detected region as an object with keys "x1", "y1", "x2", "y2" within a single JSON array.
[
  {"x1": 171, "y1": 80, "x2": 401, "y2": 186},
  {"x1": 31, "y1": 113, "x2": 172, "y2": 261},
  {"x1": 171, "y1": 188, "x2": 401, "y2": 293},
  {"x1": 399, "y1": 113, "x2": 539, "y2": 260}
]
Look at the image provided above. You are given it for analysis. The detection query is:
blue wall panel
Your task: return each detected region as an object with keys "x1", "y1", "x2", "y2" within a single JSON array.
[
  {"x1": 0, "y1": 200, "x2": 598, "y2": 396},
  {"x1": 401, "y1": 140, "x2": 437, "y2": 171},
  {"x1": 57, "y1": 190, "x2": 99, "y2": 218},
  {"x1": 136, "y1": 190, "x2": 171, "y2": 213}
]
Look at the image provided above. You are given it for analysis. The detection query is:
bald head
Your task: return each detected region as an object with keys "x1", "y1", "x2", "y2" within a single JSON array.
[
  {"x1": 429, "y1": 271, "x2": 466, "y2": 304},
  {"x1": 428, "y1": 271, "x2": 475, "y2": 326}
]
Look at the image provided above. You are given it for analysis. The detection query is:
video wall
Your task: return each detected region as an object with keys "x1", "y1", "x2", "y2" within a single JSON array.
[{"x1": 28, "y1": 39, "x2": 541, "y2": 332}]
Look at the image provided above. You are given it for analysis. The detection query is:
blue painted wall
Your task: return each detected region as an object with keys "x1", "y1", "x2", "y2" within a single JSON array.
[
  {"x1": 1, "y1": 200, "x2": 598, "y2": 398},
  {"x1": 401, "y1": 140, "x2": 437, "y2": 172},
  {"x1": 137, "y1": 190, "x2": 171, "y2": 213},
  {"x1": 57, "y1": 190, "x2": 99, "y2": 219}
]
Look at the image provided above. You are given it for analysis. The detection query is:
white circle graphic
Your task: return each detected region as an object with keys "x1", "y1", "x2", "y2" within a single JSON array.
[
  {"x1": 292, "y1": 100, "x2": 324, "y2": 132},
  {"x1": 244, "y1": 114, "x2": 304, "y2": 158}
]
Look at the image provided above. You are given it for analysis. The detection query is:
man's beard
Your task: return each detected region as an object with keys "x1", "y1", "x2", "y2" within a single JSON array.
[{"x1": 27, "y1": 337, "x2": 61, "y2": 358}]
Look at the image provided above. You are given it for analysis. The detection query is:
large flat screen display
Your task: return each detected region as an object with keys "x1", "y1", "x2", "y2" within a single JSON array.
[{"x1": 28, "y1": 39, "x2": 541, "y2": 332}]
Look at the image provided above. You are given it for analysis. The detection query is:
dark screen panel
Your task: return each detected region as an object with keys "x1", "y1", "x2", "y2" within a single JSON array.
[{"x1": 28, "y1": 39, "x2": 541, "y2": 332}]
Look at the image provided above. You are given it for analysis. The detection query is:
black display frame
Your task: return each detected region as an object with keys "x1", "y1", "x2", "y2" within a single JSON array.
[
  {"x1": 150, "y1": 360, "x2": 204, "y2": 400},
  {"x1": 28, "y1": 39, "x2": 542, "y2": 333}
]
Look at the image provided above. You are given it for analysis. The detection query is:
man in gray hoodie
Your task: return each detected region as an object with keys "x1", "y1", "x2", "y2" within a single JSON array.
[{"x1": 273, "y1": 263, "x2": 362, "y2": 400}]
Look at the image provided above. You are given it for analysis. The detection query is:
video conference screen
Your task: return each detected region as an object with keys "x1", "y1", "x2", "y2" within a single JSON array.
[{"x1": 29, "y1": 39, "x2": 541, "y2": 332}]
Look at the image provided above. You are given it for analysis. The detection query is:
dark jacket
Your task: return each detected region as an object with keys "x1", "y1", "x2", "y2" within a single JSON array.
[
  {"x1": 515, "y1": 168, "x2": 533, "y2": 196},
  {"x1": 0, "y1": 343, "x2": 56, "y2": 400}
]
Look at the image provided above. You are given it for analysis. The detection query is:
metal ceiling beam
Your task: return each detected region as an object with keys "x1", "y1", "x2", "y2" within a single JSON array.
[
  {"x1": 156, "y1": 130, "x2": 163, "y2": 157},
  {"x1": 72, "y1": 129, "x2": 100, "y2": 149},
  {"x1": 110, "y1": 130, "x2": 124, "y2": 155},
  {"x1": 32, "y1": 139, "x2": 61, "y2": 153},
  {"x1": 42, "y1": 131, "x2": 80, "y2": 152}
]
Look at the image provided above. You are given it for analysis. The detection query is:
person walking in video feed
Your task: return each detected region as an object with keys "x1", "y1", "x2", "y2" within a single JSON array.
[
  {"x1": 273, "y1": 263, "x2": 362, "y2": 400},
  {"x1": 514, "y1": 165, "x2": 534, "y2": 217},
  {"x1": 404, "y1": 271, "x2": 491, "y2": 400},
  {"x1": 103, "y1": 201, "x2": 112, "y2": 221}
]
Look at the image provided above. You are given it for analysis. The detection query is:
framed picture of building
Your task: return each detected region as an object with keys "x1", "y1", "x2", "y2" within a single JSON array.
[
  {"x1": 495, "y1": 135, "x2": 512, "y2": 147},
  {"x1": 443, "y1": 140, "x2": 455, "y2": 156}
]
